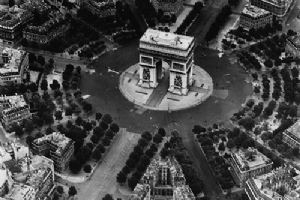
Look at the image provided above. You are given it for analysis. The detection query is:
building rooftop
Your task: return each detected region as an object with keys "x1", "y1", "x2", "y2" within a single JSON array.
[
  {"x1": 0, "y1": 6, "x2": 32, "y2": 30},
  {"x1": 4, "y1": 183, "x2": 35, "y2": 199},
  {"x1": 249, "y1": 166, "x2": 300, "y2": 200},
  {"x1": 232, "y1": 147, "x2": 272, "y2": 172},
  {"x1": 288, "y1": 35, "x2": 300, "y2": 49},
  {"x1": 140, "y1": 29, "x2": 194, "y2": 51},
  {"x1": 0, "y1": 47, "x2": 26, "y2": 75},
  {"x1": 284, "y1": 119, "x2": 300, "y2": 144},
  {"x1": 0, "y1": 168, "x2": 7, "y2": 188},
  {"x1": 25, "y1": 11, "x2": 66, "y2": 35},
  {"x1": 33, "y1": 132, "x2": 73, "y2": 156},
  {"x1": 25, "y1": 167, "x2": 52, "y2": 190},
  {"x1": 0, "y1": 145, "x2": 12, "y2": 165},
  {"x1": 0, "y1": 95, "x2": 29, "y2": 116},
  {"x1": 242, "y1": 5, "x2": 270, "y2": 18},
  {"x1": 131, "y1": 156, "x2": 195, "y2": 199},
  {"x1": 92, "y1": 0, "x2": 114, "y2": 7},
  {"x1": 4, "y1": 155, "x2": 53, "y2": 177},
  {"x1": 255, "y1": 0, "x2": 286, "y2": 7}
]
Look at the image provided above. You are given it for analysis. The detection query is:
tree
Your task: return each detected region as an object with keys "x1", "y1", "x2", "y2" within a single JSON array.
[
  {"x1": 26, "y1": 135, "x2": 34, "y2": 147},
  {"x1": 102, "y1": 194, "x2": 114, "y2": 200},
  {"x1": 40, "y1": 79, "x2": 48, "y2": 92},
  {"x1": 116, "y1": 171, "x2": 127, "y2": 184},
  {"x1": 102, "y1": 137, "x2": 111, "y2": 146},
  {"x1": 227, "y1": 139, "x2": 235, "y2": 149},
  {"x1": 28, "y1": 82, "x2": 38, "y2": 93},
  {"x1": 83, "y1": 164, "x2": 92, "y2": 173},
  {"x1": 24, "y1": 119, "x2": 34, "y2": 133},
  {"x1": 76, "y1": 146, "x2": 92, "y2": 164},
  {"x1": 37, "y1": 55, "x2": 46, "y2": 66},
  {"x1": 68, "y1": 186, "x2": 77, "y2": 196},
  {"x1": 218, "y1": 142, "x2": 225, "y2": 151},
  {"x1": 238, "y1": 117, "x2": 255, "y2": 131},
  {"x1": 153, "y1": 134, "x2": 163, "y2": 144},
  {"x1": 158, "y1": 128, "x2": 166, "y2": 137},
  {"x1": 56, "y1": 185, "x2": 64, "y2": 194},
  {"x1": 93, "y1": 126, "x2": 105, "y2": 137},
  {"x1": 28, "y1": 53, "x2": 36, "y2": 64},
  {"x1": 69, "y1": 159, "x2": 82, "y2": 174},
  {"x1": 102, "y1": 114, "x2": 113, "y2": 124},
  {"x1": 141, "y1": 131, "x2": 152, "y2": 141},
  {"x1": 75, "y1": 116, "x2": 83, "y2": 126},
  {"x1": 92, "y1": 148, "x2": 102, "y2": 160},
  {"x1": 12, "y1": 123, "x2": 23, "y2": 136},
  {"x1": 192, "y1": 125, "x2": 206, "y2": 134},
  {"x1": 100, "y1": 121, "x2": 109, "y2": 130},
  {"x1": 95, "y1": 112, "x2": 102, "y2": 121},
  {"x1": 55, "y1": 110, "x2": 63, "y2": 121},
  {"x1": 8, "y1": 0, "x2": 15, "y2": 7},
  {"x1": 50, "y1": 79, "x2": 60, "y2": 90},
  {"x1": 170, "y1": 14, "x2": 177, "y2": 23},
  {"x1": 110, "y1": 123, "x2": 119, "y2": 133},
  {"x1": 83, "y1": 102, "x2": 92, "y2": 113}
]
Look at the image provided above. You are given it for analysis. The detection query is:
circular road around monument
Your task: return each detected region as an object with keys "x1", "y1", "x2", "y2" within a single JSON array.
[{"x1": 80, "y1": 39, "x2": 252, "y2": 197}]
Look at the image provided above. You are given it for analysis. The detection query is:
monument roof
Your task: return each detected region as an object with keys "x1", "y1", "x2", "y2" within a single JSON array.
[{"x1": 140, "y1": 29, "x2": 194, "y2": 51}]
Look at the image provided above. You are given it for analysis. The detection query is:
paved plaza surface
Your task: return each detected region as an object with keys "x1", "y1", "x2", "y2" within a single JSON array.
[
  {"x1": 119, "y1": 63, "x2": 213, "y2": 111},
  {"x1": 80, "y1": 40, "x2": 252, "y2": 198}
]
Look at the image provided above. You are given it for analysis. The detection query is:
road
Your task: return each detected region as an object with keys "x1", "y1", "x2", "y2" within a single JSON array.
[{"x1": 187, "y1": 0, "x2": 228, "y2": 44}]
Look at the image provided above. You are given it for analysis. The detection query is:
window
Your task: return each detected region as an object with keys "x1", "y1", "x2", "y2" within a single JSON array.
[
  {"x1": 172, "y1": 63, "x2": 184, "y2": 71},
  {"x1": 141, "y1": 56, "x2": 152, "y2": 65}
]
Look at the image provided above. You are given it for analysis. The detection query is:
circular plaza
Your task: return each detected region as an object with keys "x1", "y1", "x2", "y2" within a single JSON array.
[{"x1": 119, "y1": 63, "x2": 213, "y2": 111}]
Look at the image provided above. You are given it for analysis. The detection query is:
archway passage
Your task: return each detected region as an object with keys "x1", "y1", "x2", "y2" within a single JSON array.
[{"x1": 146, "y1": 68, "x2": 170, "y2": 107}]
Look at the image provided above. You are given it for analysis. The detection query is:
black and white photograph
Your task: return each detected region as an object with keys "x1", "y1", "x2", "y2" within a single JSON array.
[{"x1": 0, "y1": 0, "x2": 299, "y2": 199}]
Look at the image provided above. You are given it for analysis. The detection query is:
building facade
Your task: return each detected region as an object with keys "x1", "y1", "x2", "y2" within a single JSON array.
[
  {"x1": 151, "y1": 0, "x2": 184, "y2": 16},
  {"x1": 229, "y1": 147, "x2": 273, "y2": 186},
  {"x1": 282, "y1": 119, "x2": 300, "y2": 149},
  {"x1": 32, "y1": 132, "x2": 74, "y2": 172},
  {"x1": 23, "y1": 12, "x2": 70, "y2": 45},
  {"x1": 286, "y1": 35, "x2": 300, "y2": 58},
  {"x1": 0, "y1": 7, "x2": 33, "y2": 45},
  {"x1": 0, "y1": 95, "x2": 31, "y2": 130},
  {"x1": 245, "y1": 166, "x2": 300, "y2": 200},
  {"x1": 0, "y1": 47, "x2": 28, "y2": 85},
  {"x1": 138, "y1": 29, "x2": 195, "y2": 95},
  {"x1": 250, "y1": 0, "x2": 293, "y2": 17},
  {"x1": 1, "y1": 155, "x2": 55, "y2": 200},
  {"x1": 240, "y1": 5, "x2": 273, "y2": 30},
  {"x1": 83, "y1": 0, "x2": 116, "y2": 18},
  {"x1": 131, "y1": 156, "x2": 195, "y2": 200}
]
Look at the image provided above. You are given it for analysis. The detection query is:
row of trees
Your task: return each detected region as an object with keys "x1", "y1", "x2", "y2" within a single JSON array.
[
  {"x1": 165, "y1": 131, "x2": 204, "y2": 195},
  {"x1": 135, "y1": 0, "x2": 157, "y2": 27},
  {"x1": 205, "y1": 5, "x2": 232, "y2": 42},
  {"x1": 68, "y1": 113, "x2": 119, "y2": 174},
  {"x1": 117, "y1": 129, "x2": 166, "y2": 190},
  {"x1": 176, "y1": 2, "x2": 203, "y2": 34}
]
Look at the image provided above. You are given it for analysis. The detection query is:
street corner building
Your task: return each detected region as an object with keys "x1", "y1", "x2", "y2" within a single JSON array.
[
  {"x1": 229, "y1": 147, "x2": 273, "y2": 187},
  {"x1": 31, "y1": 132, "x2": 75, "y2": 172},
  {"x1": 130, "y1": 156, "x2": 195, "y2": 200}
]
